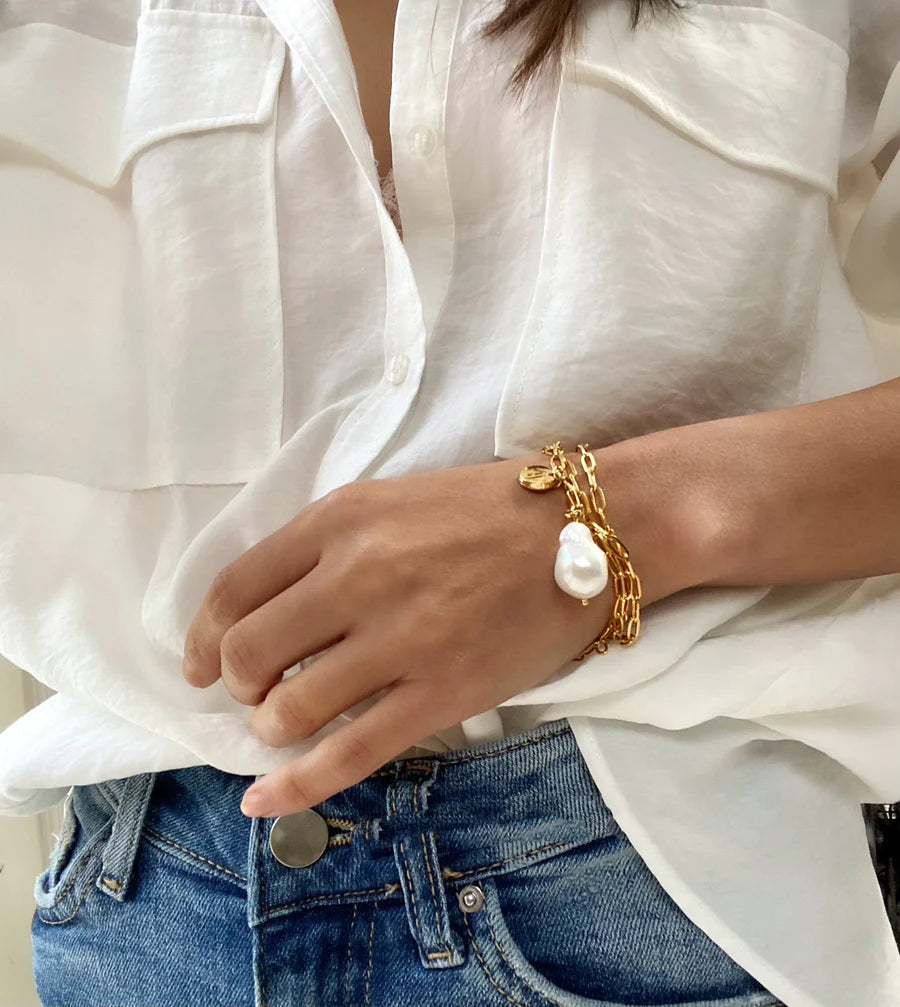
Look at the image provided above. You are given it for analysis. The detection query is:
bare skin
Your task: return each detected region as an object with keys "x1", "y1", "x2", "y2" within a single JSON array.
[
  {"x1": 183, "y1": 447, "x2": 691, "y2": 818},
  {"x1": 181, "y1": 20, "x2": 900, "y2": 818},
  {"x1": 333, "y1": 0, "x2": 399, "y2": 179},
  {"x1": 181, "y1": 378, "x2": 900, "y2": 818}
]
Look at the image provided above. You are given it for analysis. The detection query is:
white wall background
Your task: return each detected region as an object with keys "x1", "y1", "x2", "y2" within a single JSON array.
[{"x1": 0, "y1": 664, "x2": 59, "y2": 1007}]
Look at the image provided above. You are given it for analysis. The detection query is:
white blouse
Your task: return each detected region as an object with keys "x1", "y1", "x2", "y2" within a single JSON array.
[{"x1": 1, "y1": 1, "x2": 900, "y2": 1004}]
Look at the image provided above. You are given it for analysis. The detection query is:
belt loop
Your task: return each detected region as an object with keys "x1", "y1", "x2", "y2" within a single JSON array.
[
  {"x1": 387, "y1": 762, "x2": 466, "y2": 970},
  {"x1": 96, "y1": 772, "x2": 157, "y2": 902}
]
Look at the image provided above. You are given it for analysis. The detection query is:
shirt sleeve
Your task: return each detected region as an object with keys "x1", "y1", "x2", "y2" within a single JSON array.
[{"x1": 841, "y1": 1, "x2": 900, "y2": 324}]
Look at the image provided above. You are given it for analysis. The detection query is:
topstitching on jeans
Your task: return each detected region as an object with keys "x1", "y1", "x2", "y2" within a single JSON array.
[
  {"x1": 439, "y1": 839, "x2": 578, "y2": 882},
  {"x1": 141, "y1": 824, "x2": 249, "y2": 884},
  {"x1": 367, "y1": 725, "x2": 572, "y2": 777},
  {"x1": 93, "y1": 779, "x2": 121, "y2": 812},
  {"x1": 35, "y1": 836, "x2": 109, "y2": 926},
  {"x1": 262, "y1": 835, "x2": 584, "y2": 919},
  {"x1": 462, "y1": 909, "x2": 529, "y2": 1007}
]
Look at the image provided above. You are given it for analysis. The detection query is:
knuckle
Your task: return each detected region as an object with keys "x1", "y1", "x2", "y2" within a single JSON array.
[
  {"x1": 182, "y1": 630, "x2": 211, "y2": 682},
  {"x1": 280, "y1": 773, "x2": 319, "y2": 810},
  {"x1": 324, "y1": 482, "x2": 362, "y2": 516},
  {"x1": 352, "y1": 525, "x2": 388, "y2": 560},
  {"x1": 259, "y1": 697, "x2": 316, "y2": 748},
  {"x1": 332, "y1": 532, "x2": 385, "y2": 591},
  {"x1": 329, "y1": 530, "x2": 393, "y2": 598},
  {"x1": 296, "y1": 491, "x2": 331, "y2": 534},
  {"x1": 219, "y1": 626, "x2": 259, "y2": 688},
  {"x1": 206, "y1": 568, "x2": 244, "y2": 625},
  {"x1": 331, "y1": 729, "x2": 380, "y2": 778},
  {"x1": 322, "y1": 480, "x2": 378, "y2": 531},
  {"x1": 350, "y1": 528, "x2": 402, "y2": 587}
]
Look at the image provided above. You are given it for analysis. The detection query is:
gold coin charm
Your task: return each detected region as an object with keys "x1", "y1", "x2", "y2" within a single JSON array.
[{"x1": 518, "y1": 465, "x2": 559, "y2": 491}]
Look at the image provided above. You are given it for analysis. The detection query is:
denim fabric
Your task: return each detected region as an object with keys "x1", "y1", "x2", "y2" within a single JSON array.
[{"x1": 31, "y1": 717, "x2": 786, "y2": 1007}]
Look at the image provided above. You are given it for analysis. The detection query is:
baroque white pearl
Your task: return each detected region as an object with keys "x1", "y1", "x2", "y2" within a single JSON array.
[
  {"x1": 554, "y1": 521, "x2": 609, "y2": 599},
  {"x1": 558, "y1": 521, "x2": 596, "y2": 547}
]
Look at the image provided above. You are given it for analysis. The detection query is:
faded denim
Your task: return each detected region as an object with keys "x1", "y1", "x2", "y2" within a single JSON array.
[{"x1": 31, "y1": 717, "x2": 785, "y2": 1007}]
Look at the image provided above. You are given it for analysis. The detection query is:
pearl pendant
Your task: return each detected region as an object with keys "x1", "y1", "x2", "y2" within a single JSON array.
[{"x1": 554, "y1": 521, "x2": 608, "y2": 600}]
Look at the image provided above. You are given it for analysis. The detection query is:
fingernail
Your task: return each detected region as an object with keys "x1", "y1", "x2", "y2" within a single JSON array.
[{"x1": 240, "y1": 787, "x2": 275, "y2": 818}]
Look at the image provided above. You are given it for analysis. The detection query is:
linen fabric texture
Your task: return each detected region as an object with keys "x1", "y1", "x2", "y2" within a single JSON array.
[{"x1": 1, "y1": 1, "x2": 900, "y2": 1005}]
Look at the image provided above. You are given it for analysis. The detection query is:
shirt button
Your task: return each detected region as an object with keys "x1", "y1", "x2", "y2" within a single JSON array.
[
  {"x1": 407, "y1": 125, "x2": 437, "y2": 158},
  {"x1": 385, "y1": 353, "x2": 410, "y2": 386},
  {"x1": 268, "y1": 809, "x2": 329, "y2": 868}
]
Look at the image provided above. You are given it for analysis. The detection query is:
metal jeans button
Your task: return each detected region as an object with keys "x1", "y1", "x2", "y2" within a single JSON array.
[
  {"x1": 458, "y1": 884, "x2": 485, "y2": 913},
  {"x1": 269, "y1": 809, "x2": 329, "y2": 868}
]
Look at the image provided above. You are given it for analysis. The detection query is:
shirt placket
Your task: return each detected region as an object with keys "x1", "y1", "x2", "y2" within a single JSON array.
[
  {"x1": 389, "y1": 0, "x2": 463, "y2": 338},
  {"x1": 257, "y1": 0, "x2": 461, "y2": 499}
]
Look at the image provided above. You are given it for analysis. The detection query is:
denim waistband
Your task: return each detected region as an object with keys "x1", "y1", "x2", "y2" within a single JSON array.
[{"x1": 92, "y1": 717, "x2": 619, "y2": 968}]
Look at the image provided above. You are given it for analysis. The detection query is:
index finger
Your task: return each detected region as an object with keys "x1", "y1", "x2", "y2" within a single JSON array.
[{"x1": 239, "y1": 681, "x2": 438, "y2": 818}]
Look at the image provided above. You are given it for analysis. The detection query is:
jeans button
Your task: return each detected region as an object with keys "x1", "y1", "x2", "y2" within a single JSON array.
[{"x1": 269, "y1": 809, "x2": 329, "y2": 868}]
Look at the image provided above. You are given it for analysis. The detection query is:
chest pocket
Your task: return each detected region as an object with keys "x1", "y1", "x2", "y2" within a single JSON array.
[
  {"x1": 0, "y1": 10, "x2": 286, "y2": 489},
  {"x1": 493, "y1": 3, "x2": 849, "y2": 459}
]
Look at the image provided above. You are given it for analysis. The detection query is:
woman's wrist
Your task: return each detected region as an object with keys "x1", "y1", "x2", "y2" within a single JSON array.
[
  {"x1": 509, "y1": 437, "x2": 717, "y2": 613},
  {"x1": 591, "y1": 379, "x2": 900, "y2": 600},
  {"x1": 581, "y1": 430, "x2": 727, "y2": 608}
]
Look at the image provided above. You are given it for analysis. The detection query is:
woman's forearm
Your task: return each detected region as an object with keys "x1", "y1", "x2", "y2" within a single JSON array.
[{"x1": 598, "y1": 376, "x2": 900, "y2": 596}]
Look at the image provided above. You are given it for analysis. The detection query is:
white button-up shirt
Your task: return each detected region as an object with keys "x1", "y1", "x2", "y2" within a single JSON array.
[{"x1": 1, "y1": 1, "x2": 900, "y2": 1004}]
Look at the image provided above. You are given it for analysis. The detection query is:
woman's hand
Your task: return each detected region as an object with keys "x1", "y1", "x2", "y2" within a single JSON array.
[{"x1": 181, "y1": 449, "x2": 700, "y2": 818}]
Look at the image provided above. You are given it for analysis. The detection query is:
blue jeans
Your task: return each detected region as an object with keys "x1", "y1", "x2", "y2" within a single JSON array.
[{"x1": 31, "y1": 717, "x2": 785, "y2": 1007}]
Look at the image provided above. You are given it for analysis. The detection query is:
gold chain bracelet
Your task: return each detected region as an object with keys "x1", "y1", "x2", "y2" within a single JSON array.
[{"x1": 519, "y1": 441, "x2": 642, "y2": 660}]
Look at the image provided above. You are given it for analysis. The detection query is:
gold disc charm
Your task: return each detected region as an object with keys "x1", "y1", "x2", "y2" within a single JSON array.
[{"x1": 518, "y1": 465, "x2": 560, "y2": 491}]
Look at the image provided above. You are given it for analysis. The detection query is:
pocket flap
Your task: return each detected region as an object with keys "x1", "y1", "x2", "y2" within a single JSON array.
[
  {"x1": 0, "y1": 11, "x2": 286, "y2": 188},
  {"x1": 567, "y1": 4, "x2": 848, "y2": 197}
]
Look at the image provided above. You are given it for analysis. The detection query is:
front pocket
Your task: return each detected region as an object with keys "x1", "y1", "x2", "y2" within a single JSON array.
[
  {"x1": 33, "y1": 786, "x2": 116, "y2": 925},
  {"x1": 493, "y1": 4, "x2": 849, "y2": 459},
  {"x1": 460, "y1": 838, "x2": 784, "y2": 1007},
  {"x1": 0, "y1": 10, "x2": 287, "y2": 488}
]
